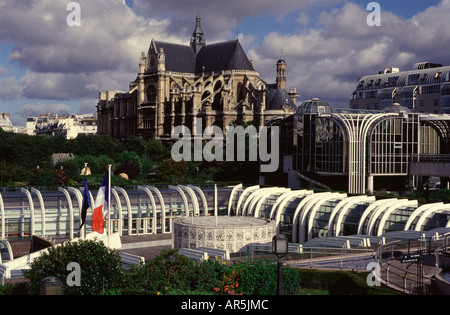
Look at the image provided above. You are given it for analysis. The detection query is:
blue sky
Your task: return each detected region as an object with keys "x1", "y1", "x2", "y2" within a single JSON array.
[{"x1": 0, "y1": 0, "x2": 449, "y2": 126}]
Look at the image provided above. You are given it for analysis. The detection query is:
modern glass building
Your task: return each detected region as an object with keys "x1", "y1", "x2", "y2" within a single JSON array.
[
  {"x1": 227, "y1": 185, "x2": 450, "y2": 243},
  {"x1": 1, "y1": 185, "x2": 450, "y2": 247},
  {"x1": 261, "y1": 98, "x2": 450, "y2": 194}
]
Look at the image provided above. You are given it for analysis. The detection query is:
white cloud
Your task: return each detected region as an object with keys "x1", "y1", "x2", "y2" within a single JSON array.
[
  {"x1": 0, "y1": 66, "x2": 9, "y2": 76},
  {"x1": 79, "y1": 98, "x2": 98, "y2": 114},
  {"x1": 0, "y1": 0, "x2": 180, "y2": 104},
  {"x1": 0, "y1": 77, "x2": 23, "y2": 101},
  {"x1": 247, "y1": 1, "x2": 450, "y2": 107},
  {"x1": 1, "y1": 0, "x2": 450, "y2": 113},
  {"x1": 11, "y1": 102, "x2": 72, "y2": 126}
]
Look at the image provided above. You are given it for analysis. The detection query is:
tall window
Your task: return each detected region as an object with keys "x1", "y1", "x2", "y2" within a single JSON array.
[{"x1": 146, "y1": 85, "x2": 156, "y2": 103}]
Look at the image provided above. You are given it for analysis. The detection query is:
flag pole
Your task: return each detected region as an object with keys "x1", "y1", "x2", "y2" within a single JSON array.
[
  {"x1": 107, "y1": 164, "x2": 112, "y2": 247},
  {"x1": 82, "y1": 162, "x2": 88, "y2": 239}
]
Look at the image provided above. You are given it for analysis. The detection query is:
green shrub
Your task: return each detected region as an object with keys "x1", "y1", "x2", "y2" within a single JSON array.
[
  {"x1": 24, "y1": 239, "x2": 123, "y2": 295},
  {"x1": 188, "y1": 259, "x2": 228, "y2": 293},
  {"x1": 73, "y1": 155, "x2": 114, "y2": 175},
  {"x1": 234, "y1": 259, "x2": 301, "y2": 295},
  {"x1": 124, "y1": 249, "x2": 194, "y2": 292},
  {"x1": 117, "y1": 150, "x2": 142, "y2": 168}
]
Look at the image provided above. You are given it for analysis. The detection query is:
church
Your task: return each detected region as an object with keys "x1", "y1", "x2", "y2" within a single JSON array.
[{"x1": 97, "y1": 16, "x2": 298, "y2": 140}]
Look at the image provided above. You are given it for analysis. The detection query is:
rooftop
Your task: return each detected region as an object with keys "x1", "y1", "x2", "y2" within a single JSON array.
[{"x1": 296, "y1": 98, "x2": 335, "y2": 115}]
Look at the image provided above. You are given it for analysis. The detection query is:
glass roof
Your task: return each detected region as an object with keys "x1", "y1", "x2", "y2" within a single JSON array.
[
  {"x1": 296, "y1": 98, "x2": 335, "y2": 115},
  {"x1": 382, "y1": 103, "x2": 411, "y2": 113}
]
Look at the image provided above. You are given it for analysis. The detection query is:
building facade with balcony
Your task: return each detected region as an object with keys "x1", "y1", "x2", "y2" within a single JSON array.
[{"x1": 350, "y1": 62, "x2": 450, "y2": 114}]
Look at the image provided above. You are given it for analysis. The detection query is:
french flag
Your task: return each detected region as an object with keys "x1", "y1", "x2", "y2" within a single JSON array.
[{"x1": 93, "y1": 172, "x2": 110, "y2": 234}]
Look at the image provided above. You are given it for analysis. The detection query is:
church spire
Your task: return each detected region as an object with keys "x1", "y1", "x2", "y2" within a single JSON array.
[{"x1": 191, "y1": 15, "x2": 206, "y2": 55}]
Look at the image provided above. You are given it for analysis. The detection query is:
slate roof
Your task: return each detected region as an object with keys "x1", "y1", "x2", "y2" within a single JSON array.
[
  {"x1": 153, "y1": 41, "x2": 196, "y2": 73},
  {"x1": 195, "y1": 40, "x2": 255, "y2": 73},
  {"x1": 266, "y1": 84, "x2": 296, "y2": 110},
  {"x1": 152, "y1": 39, "x2": 254, "y2": 74}
]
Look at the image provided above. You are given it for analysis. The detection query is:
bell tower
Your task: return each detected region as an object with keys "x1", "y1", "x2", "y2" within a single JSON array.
[{"x1": 276, "y1": 57, "x2": 287, "y2": 90}]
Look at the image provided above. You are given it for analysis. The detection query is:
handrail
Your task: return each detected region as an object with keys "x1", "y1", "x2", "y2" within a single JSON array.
[
  {"x1": 410, "y1": 154, "x2": 450, "y2": 162},
  {"x1": 375, "y1": 238, "x2": 438, "y2": 294}
]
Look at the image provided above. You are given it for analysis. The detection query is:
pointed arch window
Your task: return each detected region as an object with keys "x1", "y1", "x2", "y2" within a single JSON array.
[{"x1": 146, "y1": 85, "x2": 156, "y2": 103}]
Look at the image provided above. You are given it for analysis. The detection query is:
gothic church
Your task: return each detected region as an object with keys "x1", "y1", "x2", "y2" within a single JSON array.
[{"x1": 97, "y1": 16, "x2": 298, "y2": 140}]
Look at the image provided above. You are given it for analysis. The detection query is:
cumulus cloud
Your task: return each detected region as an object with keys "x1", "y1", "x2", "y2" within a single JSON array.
[
  {"x1": 0, "y1": 66, "x2": 9, "y2": 76},
  {"x1": 0, "y1": 77, "x2": 24, "y2": 101},
  {"x1": 79, "y1": 98, "x2": 99, "y2": 115},
  {"x1": 11, "y1": 102, "x2": 72, "y2": 126},
  {"x1": 132, "y1": 0, "x2": 345, "y2": 41},
  {"x1": 248, "y1": 1, "x2": 450, "y2": 107},
  {"x1": 0, "y1": 0, "x2": 179, "y2": 102},
  {"x1": 1, "y1": 0, "x2": 450, "y2": 113}
]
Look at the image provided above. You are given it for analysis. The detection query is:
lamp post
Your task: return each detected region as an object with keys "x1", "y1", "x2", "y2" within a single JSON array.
[{"x1": 272, "y1": 234, "x2": 288, "y2": 295}]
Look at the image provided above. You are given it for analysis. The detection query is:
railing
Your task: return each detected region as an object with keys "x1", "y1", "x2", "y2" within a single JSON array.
[
  {"x1": 410, "y1": 154, "x2": 450, "y2": 163},
  {"x1": 375, "y1": 237, "x2": 449, "y2": 295},
  {"x1": 241, "y1": 243, "x2": 374, "y2": 270}
]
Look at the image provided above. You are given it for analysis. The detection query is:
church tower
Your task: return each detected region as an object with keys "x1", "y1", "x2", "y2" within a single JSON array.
[
  {"x1": 190, "y1": 15, "x2": 206, "y2": 55},
  {"x1": 276, "y1": 57, "x2": 287, "y2": 90}
]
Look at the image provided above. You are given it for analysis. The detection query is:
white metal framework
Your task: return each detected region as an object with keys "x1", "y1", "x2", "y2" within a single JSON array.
[
  {"x1": 271, "y1": 98, "x2": 446, "y2": 194},
  {"x1": 0, "y1": 185, "x2": 450, "y2": 247}
]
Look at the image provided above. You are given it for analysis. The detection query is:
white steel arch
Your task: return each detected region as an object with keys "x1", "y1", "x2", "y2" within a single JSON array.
[
  {"x1": 20, "y1": 188, "x2": 35, "y2": 237},
  {"x1": 273, "y1": 190, "x2": 312, "y2": 234},
  {"x1": 292, "y1": 193, "x2": 329, "y2": 243},
  {"x1": 137, "y1": 186, "x2": 157, "y2": 234},
  {"x1": 169, "y1": 185, "x2": 189, "y2": 217},
  {"x1": 226, "y1": 184, "x2": 243, "y2": 215},
  {"x1": 376, "y1": 200, "x2": 418, "y2": 236},
  {"x1": 357, "y1": 199, "x2": 398, "y2": 235},
  {"x1": 0, "y1": 193, "x2": 4, "y2": 240},
  {"x1": 365, "y1": 199, "x2": 402, "y2": 236},
  {"x1": 179, "y1": 185, "x2": 200, "y2": 216},
  {"x1": 251, "y1": 188, "x2": 290, "y2": 218},
  {"x1": 328, "y1": 195, "x2": 376, "y2": 237},
  {"x1": 188, "y1": 185, "x2": 209, "y2": 216},
  {"x1": 404, "y1": 203, "x2": 443, "y2": 231},
  {"x1": 330, "y1": 112, "x2": 397, "y2": 194},
  {"x1": 415, "y1": 204, "x2": 450, "y2": 231},
  {"x1": 58, "y1": 188, "x2": 74, "y2": 239},
  {"x1": 269, "y1": 190, "x2": 297, "y2": 220},
  {"x1": 241, "y1": 188, "x2": 268, "y2": 216},
  {"x1": 111, "y1": 188, "x2": 123, "y2": 236},
  {"x1": 68, "y1": 187, "x2": 85, "y2": 237},
  {"x1": 145, "y1": 186, "x2": 167, "y2": 233},
  {"x1": 235, "y1": 185, "x2": 259, "y2": 216},
  {"x1": 306, "y1": 193, "x2": 347, "y2": 242},
  {"x1": 114, "y1": 186, "x2": 132, "y2": 235},
  {"x1": 31, "y1": 188, "x2": 46, "y2": 237}
]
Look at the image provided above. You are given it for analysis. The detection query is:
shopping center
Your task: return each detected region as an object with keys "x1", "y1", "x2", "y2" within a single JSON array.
[
  {"x1": 261, "y1": 98, "x2": 450, "y2": 194},
  {"x1": 0, "y1": 184, "x2": 449, "y2": 247}
]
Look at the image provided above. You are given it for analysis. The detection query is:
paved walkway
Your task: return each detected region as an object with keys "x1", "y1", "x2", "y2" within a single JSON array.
[
  {"x1": 119, "y1": 234, "x2": 172, "y2": 261},
  {"x1": 387, "y1": 254, "x2": 440, "y2": 278}
]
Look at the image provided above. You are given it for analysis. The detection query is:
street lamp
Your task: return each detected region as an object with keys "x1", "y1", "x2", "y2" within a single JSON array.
[
  {"x1": 272, "y1": 234, "x2": 288, "y2": 295},
  {"x1": 39, "y1": 276, "x2": 63, "y2": 295}
]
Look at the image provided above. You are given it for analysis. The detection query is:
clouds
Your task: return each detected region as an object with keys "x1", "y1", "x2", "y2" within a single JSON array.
[
  {"x1": 132, "y1": 0, "x2": 345, "y2": 41},
  {"x1": 0, "y1": 0, "x2": 179, "y2": 97},
  {"x1": 0, "y1": 0, "x2": 178, "y2": 124},
  {"x1": 1, "y1": 0, "x2": 450, "y2": 124},
  {"x1": 15, "y1": 103, "x2": 72, "y2": 117},
  {"x1": 247, "y1": 1, "x2": 450, "y2": 106}
]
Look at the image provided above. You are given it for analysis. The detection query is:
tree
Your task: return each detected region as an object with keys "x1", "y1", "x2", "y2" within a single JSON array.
[
  {"x1": 155, "y1": 158, "x2": 188, "y2": 182},
  {"x1": 24, "y1": 239, "x2": 123, "y2": 295}
]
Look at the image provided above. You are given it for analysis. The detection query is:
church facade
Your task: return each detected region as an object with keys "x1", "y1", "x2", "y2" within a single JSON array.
[{"x1": 97, "y1": 16, "x2": 298, "y2": 140}]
